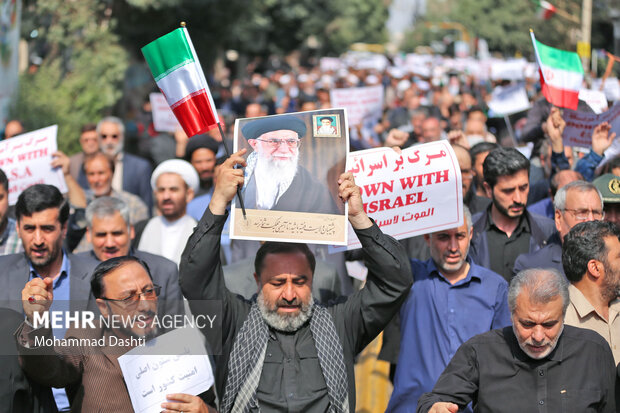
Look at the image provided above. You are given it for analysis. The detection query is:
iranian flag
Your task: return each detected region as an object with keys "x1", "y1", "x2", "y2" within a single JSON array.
[
  {"x1": 142, "y1": 27, "x2": 219, "y2": 137},
  {"x1": 537, "y1": 1, "x2": 556, "y2": 20},
  {"x1": 531, "y1": 32, "x2": 584, "y2": 110}
]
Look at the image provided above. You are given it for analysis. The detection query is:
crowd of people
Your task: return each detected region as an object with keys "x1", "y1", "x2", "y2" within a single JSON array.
[{"x1": 0, "y1": 53, "x2": 619, "y2": 412}]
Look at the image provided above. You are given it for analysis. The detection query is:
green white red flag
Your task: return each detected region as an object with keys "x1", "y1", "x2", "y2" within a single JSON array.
[
  {"x1": 141, "y1": 27, "x2": 219, "y2": 137},
  {"x1": 530, "y1": 31, "x2": 584, "y2": 110},
  {"x1": 537, "y1": 1, "x2": 556, "y2": 20}
]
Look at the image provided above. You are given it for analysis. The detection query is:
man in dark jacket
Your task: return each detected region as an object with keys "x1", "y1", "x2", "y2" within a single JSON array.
[
  {"x1": 469, "y1": 147, "x2": 556, "y2": 281},
  {"x1": 179, "y1": 149, "x2": 412, "y2": 412}
]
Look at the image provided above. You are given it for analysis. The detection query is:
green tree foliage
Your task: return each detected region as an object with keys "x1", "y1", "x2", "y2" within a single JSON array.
[
  {"x1": 14, "y1": 0, "x2": 127, "y2": 154},
  {"x1": 445, "y1": 0, "x2": 613, "y2": 57},
  {"x1": 113, "y1": 0, "x2": 387, "y2": 64}
]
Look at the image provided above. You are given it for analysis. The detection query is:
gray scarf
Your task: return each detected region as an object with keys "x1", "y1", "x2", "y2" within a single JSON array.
[{"x1": 221, "y1": 303, "x2": 349, "y2": 413}]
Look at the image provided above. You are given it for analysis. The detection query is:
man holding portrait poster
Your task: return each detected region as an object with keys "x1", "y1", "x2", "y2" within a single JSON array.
[{"x1": 240, "y1": 113, "x2": 341, "y2": 215}]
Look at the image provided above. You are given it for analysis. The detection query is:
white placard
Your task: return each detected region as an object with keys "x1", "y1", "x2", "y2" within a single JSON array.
[
  {"x1": 488, "y1": 84, "x2": 531, "y2": 116},
  {"x1": 329, "y1": 85, "x2": 384, "y2": 127},
  {"x1": 320, "y1": 57, "x2": 343, "y2": 72},
  {"x1": 490, "y1": 59, "x2": 526, "y2": 81},
  {"x1": 592, "y1": 78, "x2": 620, "y2": 102},
  {"x1": 578, "y1": 89, "x2": 608, "y2": 114},
  {"x1": 345, "y1": 260, "x2": 368, "y2": 282},
  {"x1": 562, "y1": 101, "x2": 620, "y2": 147},
  {"x1": 0, "y1": 125, "x2": 67, "y2": 205},
  {"x1": 118, "y1": 328, "x2": 214, "y2": 413},
  {"x1": 150, "y1": 92, "x2": 181, "y2": 133},
  {"x1": 333, "y1": 142, "x2": 463, "y2": 251}
]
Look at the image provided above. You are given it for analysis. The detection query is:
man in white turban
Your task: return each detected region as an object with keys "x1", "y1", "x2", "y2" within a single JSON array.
[{"x1": 137, "y1": 159, "x2": 199, "y2": 266}]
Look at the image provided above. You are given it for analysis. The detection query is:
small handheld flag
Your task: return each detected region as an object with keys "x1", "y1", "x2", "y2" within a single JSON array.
[
  {"x1": 530, "y1": 31, "x2": 584, "y2": 110},
  {"x1": 142, "y1": 26, "x2": 219, "y2": 137}
]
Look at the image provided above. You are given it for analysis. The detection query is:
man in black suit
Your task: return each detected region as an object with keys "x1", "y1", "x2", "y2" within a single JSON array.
[
  {"x1": 76, "y1": 196, "x2": 184, "y2": 317},
  {"x1": 97, "y1": 116, "x2": 153, "y2": 211},
  {"x1": 0, "y1": 184, "x2": 98, "y2": 411}
]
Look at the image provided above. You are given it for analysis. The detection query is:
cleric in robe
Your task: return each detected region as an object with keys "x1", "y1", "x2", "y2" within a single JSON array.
[{"x1": 241, "y1": 114, "x2": 340, "y2": 215}]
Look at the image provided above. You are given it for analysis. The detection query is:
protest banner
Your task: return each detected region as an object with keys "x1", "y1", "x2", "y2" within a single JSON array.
[
  {"x1": 149, "y1": 92, "x2": 181, "y2": 133},
  {"x1": 0, "y1": 125, "x2": 67, "y2": 204},
  {"x1": 333, "y1": 141, "x2": 463, "y2": 251},
  {"x1": 329, "y1": 85, "x2": 383, "y2": 127},
  {"x1": 562, "y1": 101, "x2": 620, "y2": 147},
  {"x1": 230, "y1": 109, "x2": 348, "y2": 245},
  {"x1": 118, "y1": 328, "x2": 214, "y2": 413},
  {"x1": 488, "y1": 84, "x2": 531, "y2": 116}
]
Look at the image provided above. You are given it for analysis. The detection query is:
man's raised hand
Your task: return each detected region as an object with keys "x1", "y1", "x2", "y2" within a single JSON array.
[
  {"x1": 338, "y1": 172, "x2": 372, "y2": 230},
  {"x1": 592, "y1": 121, "x2": 616, "y2": 156},
  {"x1": 22, "y1": 277, "x2": 54, "y2": 324},
  {"x1": 209, "y1": 148, "x2": 246, "y2": 215}
]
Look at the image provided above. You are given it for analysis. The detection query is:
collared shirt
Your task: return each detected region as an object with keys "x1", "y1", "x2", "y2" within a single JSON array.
[
  {"x1": 28, "y1": 252, "x2": 71, "y2": 338},
  {"x1": 387, "y1": 257, "x2": 511, "y2": 413},
  {"x1": 112, "y1": 152, "x2": 124, "y2": 193},
  {"x1": 0, "y1": 217, "x2": 22, "y2": 255},
  {"x1": 28, "y1": 251, "x2": 71, "y2": 412},
  {"x1": 484, "y1": 208, "x2": 532, "y2": 281},
  {"x1": 417, "y1": 326, "x2": 617, "y2": 413},
  {"x1": 565, "y1": 284, "x2": 620, "y2": 365}
]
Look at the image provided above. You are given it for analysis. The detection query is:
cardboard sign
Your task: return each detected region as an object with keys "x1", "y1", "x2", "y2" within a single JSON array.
[
  {"x1": 0, "y1": 125, "x2": 67, "y2": 204},
  {"x1": 118, "y1": 328, "x2": 214, "y2": 413},
  {"x1": 150, "y1": 93, "x2": 181, "y2": 133},
  {"x1": 329, "y1": 85, "x2": 384, "y2": 127},
  {"x1": 334, "y1": 142, "x2": 463, "y2": 250},
  {"x1": 562, "y1": 102, "x2": 620, "y2": 147}
]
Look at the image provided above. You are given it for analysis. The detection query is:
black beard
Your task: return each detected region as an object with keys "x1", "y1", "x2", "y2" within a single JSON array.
[{"x1": 200, "y1": 178, "x2": 213, "y2": 191}]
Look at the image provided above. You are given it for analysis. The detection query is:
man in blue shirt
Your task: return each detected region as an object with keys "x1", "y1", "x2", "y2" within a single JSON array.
[{"x1": 387, "y1": 205, "x2": 511, "y2": 413}]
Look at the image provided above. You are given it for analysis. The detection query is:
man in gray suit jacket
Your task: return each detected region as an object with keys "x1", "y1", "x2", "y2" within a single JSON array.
[
  {"x1": 0, "y1": 184, "x2": 97, "y2": 313},
  {"x1": 75, "y1": 196, "x2": 184, "y2": 317},
  {"x1": 0, "y1": 184, "x2": 98, "y2": 411}
]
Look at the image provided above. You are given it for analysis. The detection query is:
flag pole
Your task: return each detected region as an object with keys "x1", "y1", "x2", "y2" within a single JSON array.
[{"x1": 179, "y1": 21, "x2": 247, "y2": 220}]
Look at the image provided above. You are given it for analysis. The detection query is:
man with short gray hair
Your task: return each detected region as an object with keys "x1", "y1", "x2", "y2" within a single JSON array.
[
  {"x1": 513, "y1": 180, "x2": 603, "y2": 276},
  {"x1": 417, "y1": 268, "x2": 616, "y2": 413},
  {"x1": 78, "y1": 196, "x2": 184, "y2": 317},
  {"x1": 96, "y1": 116, "x2": 153, "y2": 210}
]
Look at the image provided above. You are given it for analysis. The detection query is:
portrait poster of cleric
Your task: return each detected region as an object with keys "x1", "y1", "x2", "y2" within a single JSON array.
[{"x1": 230, "y1": 109, "x2": 348, "y2": 245}]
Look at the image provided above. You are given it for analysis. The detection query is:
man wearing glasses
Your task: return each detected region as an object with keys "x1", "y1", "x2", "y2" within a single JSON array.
[
  {"x1": 514, "y1": 180, "x2": 604, "y2": 277},
  {"x1": 241, "y1": 115, "x2": 339, "y2": 214},
  {"x1": 97, "y1": 116, "x2": 153, "y2": 211},
  {"x1": 16, "y1": 256, "x2": 217, "y2": 412}
]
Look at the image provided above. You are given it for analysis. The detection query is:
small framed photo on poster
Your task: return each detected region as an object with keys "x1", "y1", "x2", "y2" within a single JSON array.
[{"x1": 312, "y1": 114, "x2": 342, "y2": 138}]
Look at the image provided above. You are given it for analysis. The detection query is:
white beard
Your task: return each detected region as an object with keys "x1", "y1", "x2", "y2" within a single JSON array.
[
  {"x1": 257, "y1": 291, "x2": 314, "y2": 332},
  {"x1": 254, "y1": 152, "x2": 299, "y2": 209}
]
